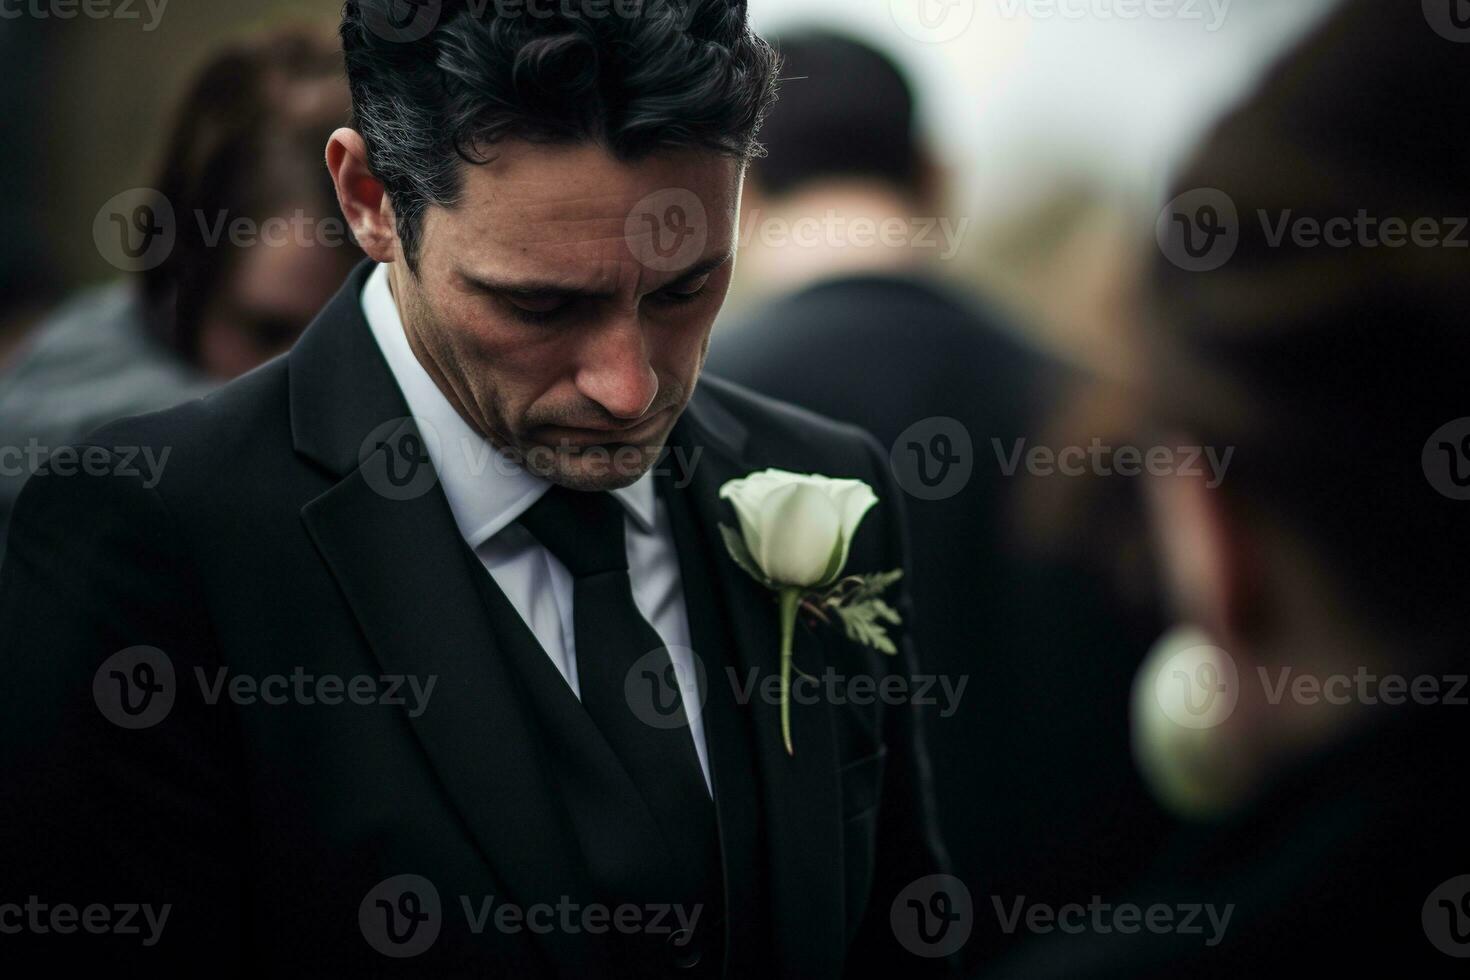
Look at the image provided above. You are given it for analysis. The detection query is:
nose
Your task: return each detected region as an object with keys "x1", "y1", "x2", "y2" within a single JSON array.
[{"x1": 574, "y1": 316, "x2": 659, "y2": 422}]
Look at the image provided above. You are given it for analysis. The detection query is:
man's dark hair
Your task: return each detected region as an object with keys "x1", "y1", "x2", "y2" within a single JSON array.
[
  {"x1": 751, "y1": 31, "x2": 920, "y2": 199},
  {"x1": 340, "y1": 0, "x2": 780, "y2": 268}
]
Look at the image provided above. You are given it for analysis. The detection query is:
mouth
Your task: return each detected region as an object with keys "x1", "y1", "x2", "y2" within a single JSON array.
[{"x1": 532, "y1": 406, "x2": 673, "y2": 449}]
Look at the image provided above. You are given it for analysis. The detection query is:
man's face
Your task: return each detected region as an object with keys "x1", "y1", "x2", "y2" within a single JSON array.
[{"x1": 387, "y1": 140, "x2": 742, "y2": 490}]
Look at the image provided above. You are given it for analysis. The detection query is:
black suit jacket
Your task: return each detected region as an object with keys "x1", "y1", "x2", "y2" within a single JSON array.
[
  {"x1": 0, "y1": 263, "x2": 950, "y2": 976},
  {"x1": 709, "y1": 276, "x2": 1171, "y2": 968}
]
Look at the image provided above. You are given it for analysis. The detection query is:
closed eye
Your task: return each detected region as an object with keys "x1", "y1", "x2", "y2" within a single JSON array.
[
  {"x1": 649, "y1": 273, "x2": 712, "y2": 306},
  {"x1": 501, "y1": 292, "x2": 574, "y2": 325},
  {"x1": 485, "y1": 270, "x2": 717, "y2": 324}
]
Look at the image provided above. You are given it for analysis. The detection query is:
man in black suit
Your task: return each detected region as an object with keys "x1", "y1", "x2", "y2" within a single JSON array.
[{"x1": 0, "y1": 3, "x2": 950, "y2": 975}]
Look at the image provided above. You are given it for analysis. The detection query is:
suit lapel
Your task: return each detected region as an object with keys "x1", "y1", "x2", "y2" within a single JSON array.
[
  {"x1": 671, "y1": 399, "x2": 848, "y2": 980},
  {"x1": 288, "y1": 264, "x2": 848, "y2": 976},
  {"x1": 291, "y1": 263, "x2": 606, "y2": 975},
  {"x1": 658, "y1": 452, "x2": 766, "y2": 977}
]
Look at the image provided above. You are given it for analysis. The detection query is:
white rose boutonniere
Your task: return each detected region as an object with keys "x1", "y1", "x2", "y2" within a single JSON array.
[{"x1": 719, "y1": 469, "x2": 904, "y2": 755}]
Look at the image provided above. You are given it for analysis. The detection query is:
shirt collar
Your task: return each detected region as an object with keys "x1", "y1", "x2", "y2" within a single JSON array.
[{"x1": 360, "y1": 262, "x2": 657, "y2": 547}]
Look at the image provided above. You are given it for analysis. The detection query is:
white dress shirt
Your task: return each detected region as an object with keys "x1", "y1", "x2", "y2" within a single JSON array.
[{"x1": 361, "y1": 263, "x2": 711, "y2": 792}]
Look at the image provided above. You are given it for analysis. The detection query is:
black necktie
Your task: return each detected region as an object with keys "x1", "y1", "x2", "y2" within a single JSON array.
[{"x1": 516, "y1": 485, "x2": 719, "y2": 875}]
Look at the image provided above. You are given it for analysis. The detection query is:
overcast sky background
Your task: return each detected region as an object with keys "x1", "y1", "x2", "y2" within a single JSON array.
[{"x1": 747, "y1": 0, "x2": 1341, "y2": 221}]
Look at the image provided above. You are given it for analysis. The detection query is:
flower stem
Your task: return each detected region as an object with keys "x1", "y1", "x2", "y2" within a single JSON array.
[{"x1": 778, "y1": 586, "x2": 802, "y2": 756}]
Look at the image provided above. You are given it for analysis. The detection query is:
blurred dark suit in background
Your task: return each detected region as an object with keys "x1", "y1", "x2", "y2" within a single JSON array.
[
  {"x1": 708, "y1": 31, "x2": 1171, "y2": 970},
  {"x1": 0, "y1": 25, "x2": 361, "y2": 559}
]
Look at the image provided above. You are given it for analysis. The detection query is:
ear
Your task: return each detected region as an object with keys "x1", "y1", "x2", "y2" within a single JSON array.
[
  {"x1": 326, "y1": 127, "x2": 398, "y2": 264},
  {"x1": 1144, "y1": 456, "x2": 1260, "y2": 649}
]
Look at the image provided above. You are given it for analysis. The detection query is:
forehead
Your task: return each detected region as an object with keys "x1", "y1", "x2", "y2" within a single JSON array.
[{"x1": 423, "y1": 140, "x2": 742, "y2": 285}]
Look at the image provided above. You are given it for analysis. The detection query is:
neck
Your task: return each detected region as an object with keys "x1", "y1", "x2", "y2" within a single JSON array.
[
  {"x1": 387, "y1": 262, "x2": 500, "y2": 446},
  {"x1": 735, "y1": 181, "x2": 932, "y2": 299}
]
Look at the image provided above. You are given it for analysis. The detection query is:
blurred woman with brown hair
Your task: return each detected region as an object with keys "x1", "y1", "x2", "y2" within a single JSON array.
[{"x1": 0, "y1": 24, "x2": 361, "y2": 558}]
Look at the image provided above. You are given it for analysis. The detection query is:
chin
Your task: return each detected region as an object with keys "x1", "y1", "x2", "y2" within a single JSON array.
[
  {"x1": 552, "y1": 468, "x2": 646, "y2": 492},
  {"x1": 526, "y1": 442, "x2": 664, "y2": 491}
]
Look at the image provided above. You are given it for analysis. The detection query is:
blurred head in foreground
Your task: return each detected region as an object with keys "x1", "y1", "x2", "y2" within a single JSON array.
[
  {"x1": 329, "y1": 0, "x2": 778, "y2": 490},
  {"x1": 1133, "y1": 0, "x2": 1470, "y2": 811},
  {"x1": 145, "y1": 24, "x2": 361, "y2": 378},
  {"x1": 735, "y1": 30, "x2": 945, "y2": 296}
]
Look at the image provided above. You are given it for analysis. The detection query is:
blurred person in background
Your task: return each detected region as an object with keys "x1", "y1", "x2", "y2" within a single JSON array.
[
  {"x1": 990, "y1": 0, "x2": 1470, "y2": 974},
  {"x1": 0, "y1": 21, "x2": 62, "y2": 368},
  {"x1": 708, "y1": 30, "x2": 1170, "y2": 969},
  {"x1": 0, "y1": 24, "x2": 360, "y2": 558}
]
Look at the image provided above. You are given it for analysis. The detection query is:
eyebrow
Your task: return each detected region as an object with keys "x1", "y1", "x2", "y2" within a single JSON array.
[{"x1": 462, "y1": 250, "x2": 734, "y2": 301}]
